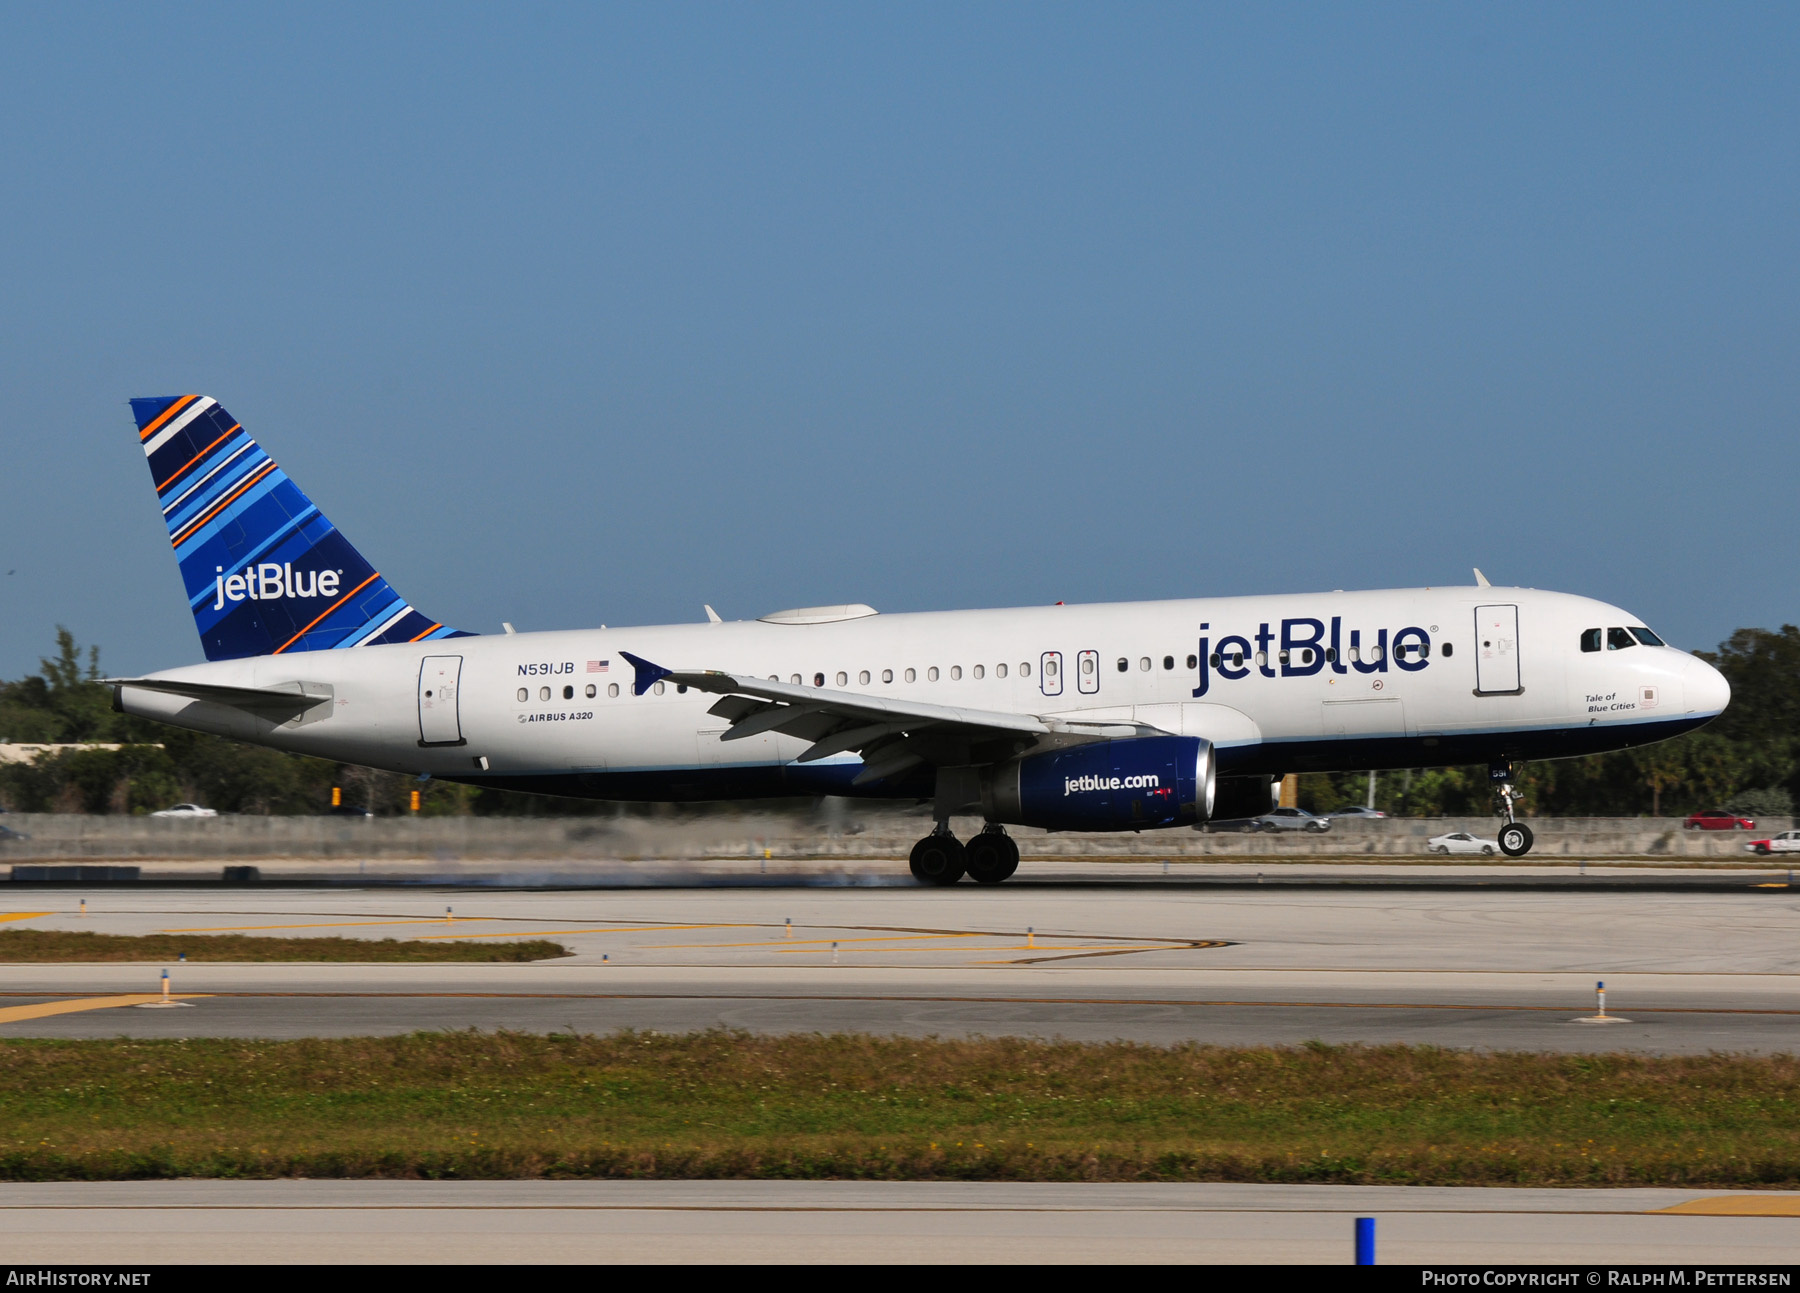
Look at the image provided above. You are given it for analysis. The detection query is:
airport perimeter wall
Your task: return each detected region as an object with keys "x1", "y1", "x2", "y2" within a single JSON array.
[{"x1": 0, "y1": 813, "x2": 1791, "y2": 861}]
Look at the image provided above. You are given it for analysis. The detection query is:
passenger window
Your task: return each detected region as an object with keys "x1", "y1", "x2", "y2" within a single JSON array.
[
  {"x1": 814, "y1": 673, "x2": 825, "y2": 686},
  {"x1": 1116, "y1": 658, "x2": 1128, "y2": 673},
  {"x1": 905, "y1": 668, "x2": 916, "y2": 683},
  {"x1": 1441, "y1": 643, "x2": 1452, "y2": 658},
  {"x1": 790, "y1": 674, "x2": 802, "y2": 685},
  {"x1": 653, "y1": 681, "x2": 665, "y2": 695},
  {"x1": 1139, "y1": 657, "x2": 1151, "y2": 671},
  {"x1": 538, "y1": 686, "x2": 550, "y2": 701},
  {"x1": 950, "y1": 666, "x2": 962, "y2": 680},
  {"x1": 1278, "y1": 649, "x2": 1290, "y2": 665},
  {"x1": 1209, "y1": 653, "x2": 1221, "y2": 668},
  {"x1": 608, "y1": 683, "x2": 620, "y2": 698},
  {"x1": 1350, "y1": 646, "x2": 1360, "y2": 662},
  {"x1": 1324, "y1": 647, "x2": 1336, "y2": 663},
  {"x1": 996, "y1": 663, "x2": 1007, "y2": 678},
  {"x1": 928, "y1": 667, "x2": 939, "y2": 681},
  {"x1": 1630, "y1": 627, "x2": 1665, "y2": 647},
  {"x1": 1080, "y1": 657, "x2": 1094, "y2": 676},
  {"x1": 882, "y1": 669, "x2": 893, "y2": 683},
  {"x1": 1255, "y1": 651, "x2": 1267, "y2": 668},
  {"x1": 1607, "y1": 628, "x2": 1636, "y2": 651},
  {"x1": 1163, "y1": 656, "x2": 1174, "y2": 670},
  {"x1": 563, "y1": 685, "x2": 574, "y2": 700},
  {"x1": 972, "y1": 664, "x2": 984, "y2": 679},
  {"x1": 1186, "y1": 654, "x2": 1196, "y2": 669},
  {"x1": 859, "y1": 670, "x2": 870, "y2": 685},
  {"x1": 1580, "y1": 629, "x2": 1602, "y2": 652},
  {"x1": 836, "y1": 671, "x2": 847, "y2": 687},
  {"x1": 1020, "y1": 662, "x2": 1031, "y2": 677},
  {"x1": 516, "y1": 688, "x2": 528, "y2": 703}
]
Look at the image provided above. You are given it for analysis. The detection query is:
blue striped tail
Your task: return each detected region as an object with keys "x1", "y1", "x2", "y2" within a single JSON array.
[{"x1": 130, "y1": 395, "x2": 470, "y2": 661}]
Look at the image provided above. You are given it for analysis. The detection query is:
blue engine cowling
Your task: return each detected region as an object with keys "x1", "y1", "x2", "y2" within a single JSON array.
[{"x1": 981, "y1": 736, "x2": 1216, "y2": 832}]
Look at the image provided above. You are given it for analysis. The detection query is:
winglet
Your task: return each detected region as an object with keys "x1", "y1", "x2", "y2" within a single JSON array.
[
  {"x1": 1473, "y1": 568, "x2": 1492, "y2": 587},
  {"x1": 620, "y1": 651, "x2": 673, "y2": 696}
]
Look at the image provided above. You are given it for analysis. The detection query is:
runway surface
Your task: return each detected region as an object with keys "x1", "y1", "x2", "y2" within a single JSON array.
[
  {"x1": 4, "y1": 1181, "x2": 1798, "y2": 1264},
  {"x1": 2, "y1": 878, "x2": 1799, "y2": 1050}
]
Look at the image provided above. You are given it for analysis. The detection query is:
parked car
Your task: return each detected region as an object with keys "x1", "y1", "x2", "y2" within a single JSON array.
[
  {"x1": 150, "y1": 803, "x2": 218, "y2": 818},
  {"x1": 1428, "y1": 831, "x2": 1499, "y2": 855},
  {"x1": 1685, "y1": 810, "x2": 1754, "y2": 831},
  {"x1": 1248, "y1": 807, "x2": 1331, "y2": 833},
  {"x1": 1746, "y1": 830, "x2": 1800, "y2": 856},
  {"x1": 1327, "y1": 805, "x2": 1387, "y2": 820},
  {"x1": 0, "y1": 823, "x2": 28, "y2": 841}
]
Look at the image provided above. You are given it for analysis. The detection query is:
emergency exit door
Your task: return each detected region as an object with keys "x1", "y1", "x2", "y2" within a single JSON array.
[
  {"x1": 418, "y1": 656, "x2": 465, "y2": 746},
  {"x1": 1474, "y1": 606, "x2": 1522, "y2": 695}
]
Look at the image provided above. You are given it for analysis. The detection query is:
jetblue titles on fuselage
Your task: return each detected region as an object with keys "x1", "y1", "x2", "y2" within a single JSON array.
[{"x1": 1193, "y1": 616, "x2": 1432, "y2": 697}]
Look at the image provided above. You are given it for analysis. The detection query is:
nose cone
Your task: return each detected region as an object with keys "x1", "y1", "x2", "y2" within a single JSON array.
[{"x1": 1683, "y1": 654, "x2": 1731, "y2": 717}]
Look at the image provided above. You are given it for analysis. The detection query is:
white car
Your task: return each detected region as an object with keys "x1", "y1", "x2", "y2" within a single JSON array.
[
  {"x1": 1428, "y1": 831, "x2": 1499, "y2": 855},
  {"x1": 1746, "y1": 831, "x2": 1800, "y2": 856},
  {"x1": 150, "y1": 803, "x2": 218, "y2": 818}
]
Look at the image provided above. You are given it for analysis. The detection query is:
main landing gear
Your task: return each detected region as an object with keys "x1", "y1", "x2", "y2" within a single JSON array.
[
  {"x1": 1490, "y1": 760, "x2": 1534, "y2": 858},
  {"x1": 909, "y1": 825, "x2": 1020, "y2": 885}
]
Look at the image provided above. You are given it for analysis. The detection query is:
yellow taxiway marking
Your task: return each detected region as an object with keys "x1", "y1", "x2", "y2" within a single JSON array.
[
  {"x1": 162, "y1": 919, "x2": 500, "y2": 933},
  {"x1": 0, "y1": 994, "x2": 209, "y2": 1024},
  {"x1": 0, "y1": 913, "x2": 52, "y2": 925},
  {"x1": 413, "y1": 923, "x2": 757, "y2": 942},
  {"x1": 1655, "y1": 1196, "x2": 1800, "y2": 1216},
  {"x1": 649, "y1": 932, "x2": 976, "y2": 950},
  {"x1": 414, "y1": 929, "x2": 618, "y2": 941}
]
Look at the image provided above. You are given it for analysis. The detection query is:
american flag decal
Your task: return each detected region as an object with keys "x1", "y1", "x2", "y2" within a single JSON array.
[{"x1": 587, "y1": 660, "x2": 609, "y2": 673}]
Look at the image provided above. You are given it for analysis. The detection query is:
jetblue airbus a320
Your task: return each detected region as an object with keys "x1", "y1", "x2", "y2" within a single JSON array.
[{"x1": 110, "y1": 395, "x2": 1732, "y2": 884}]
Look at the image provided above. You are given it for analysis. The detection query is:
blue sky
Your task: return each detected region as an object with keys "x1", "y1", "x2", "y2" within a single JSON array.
[{"x1": 1, "y1": 4, "x2": 1795, "y2": 677}]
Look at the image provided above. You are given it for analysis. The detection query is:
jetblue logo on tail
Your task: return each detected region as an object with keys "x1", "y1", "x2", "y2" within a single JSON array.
[
  {"x1": 131, "y1": 394, "x2": 470, "y2": 661},
  {"x1": 213, "y1": 564, "x2": 344, "y2": 609}
]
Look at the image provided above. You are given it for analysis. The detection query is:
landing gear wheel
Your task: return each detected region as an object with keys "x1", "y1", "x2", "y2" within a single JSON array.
[
  {"x1": 909, "y1": 834, "x2": 967, "y2": 885},
  {"x1": 965, "y1": 830, "x2": 1020, "y2": 885},
  {"x1": 1498, "y1": 823, "x2": 1534, "y2": 857}
]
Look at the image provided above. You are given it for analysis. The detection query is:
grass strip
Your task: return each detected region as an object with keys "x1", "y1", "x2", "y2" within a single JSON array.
[
  {"x1": 0, "y1": 930, "x2": 567, "y2": 963},
  {"x1": 3, "y1": 1032, "x2": 1799, "y2": 1185}
]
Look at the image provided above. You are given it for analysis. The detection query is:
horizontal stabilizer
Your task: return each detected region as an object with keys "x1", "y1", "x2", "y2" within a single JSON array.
[{"x1": 106, "y1": 677, "x2": 331, "y2": 711}]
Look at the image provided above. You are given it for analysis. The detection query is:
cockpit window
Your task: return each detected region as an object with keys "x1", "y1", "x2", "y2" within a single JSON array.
[
  {"x1": 1629, "y1": 627, "x2": 1665, "y2": 647},
  {"x1": 1580, "y1": 628, "x2": 1602, "y2": 653},
  {"x1": 1607, "y1": 627, "x2": 1636, "y2": 650}
]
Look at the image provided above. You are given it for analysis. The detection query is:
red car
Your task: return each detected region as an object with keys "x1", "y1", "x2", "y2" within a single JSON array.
[{"x1": 1684, "y1": 810, "x2": 1755, "y2": 831}]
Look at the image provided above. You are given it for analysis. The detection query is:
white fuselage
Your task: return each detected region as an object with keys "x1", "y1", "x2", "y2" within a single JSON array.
[{"x1": 116, "y1": 585, "x2": 1730, "y2": 805}]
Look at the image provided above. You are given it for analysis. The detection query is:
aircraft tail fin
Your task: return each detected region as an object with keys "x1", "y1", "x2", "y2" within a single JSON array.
[{"x1": 130, "y1": 395, "x2": 470, "y2": 661}]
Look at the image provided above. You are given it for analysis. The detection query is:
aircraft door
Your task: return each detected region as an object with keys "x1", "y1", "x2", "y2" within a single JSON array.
[
  {"x1": 1474, "y1": 605, "x2": 1522, "y2": 695},
  {"x1": 1040, "y1": 651, "x2": 1063, "y2": 697},
  {"x1": 418, "y1": 655, "x2": 465, "y2": 746},
  {"x1": 1077, "y1": 649, "x2": 1100, "y2": 695}
]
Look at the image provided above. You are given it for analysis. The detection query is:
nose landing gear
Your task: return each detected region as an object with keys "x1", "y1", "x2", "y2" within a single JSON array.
[{"x1": 1490, "y1": 761, "x2": 1534, "y2": 857}]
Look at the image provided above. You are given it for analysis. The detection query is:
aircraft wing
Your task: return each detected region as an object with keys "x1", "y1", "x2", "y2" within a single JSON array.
[{"x1": 620, "y1": 652, "x2": 1152, "y2": 785}]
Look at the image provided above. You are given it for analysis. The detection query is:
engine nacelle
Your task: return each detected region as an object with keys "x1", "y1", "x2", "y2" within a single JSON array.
[{"x1": 982, "y1": 736, "x2": 1215, "y2": 832}]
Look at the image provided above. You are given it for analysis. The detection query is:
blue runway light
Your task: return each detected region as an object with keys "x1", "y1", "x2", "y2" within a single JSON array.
[{"x1": 1354, "y1": 1216, "x2": 1375, "y2": 1265}]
